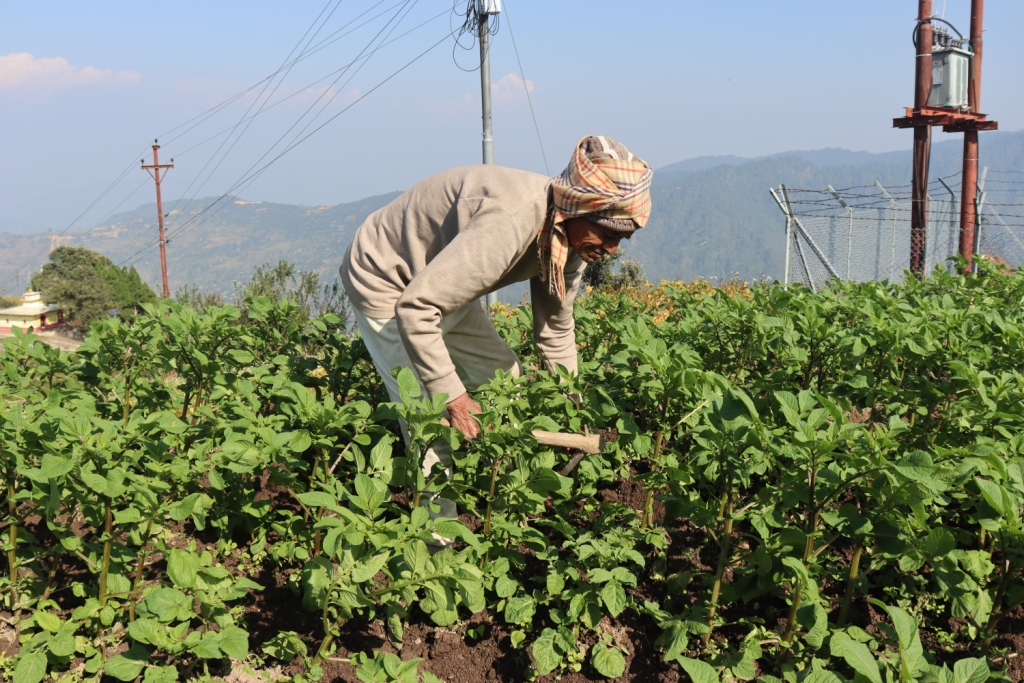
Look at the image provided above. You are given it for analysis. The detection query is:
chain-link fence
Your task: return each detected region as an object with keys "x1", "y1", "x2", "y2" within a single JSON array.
[{"x1": 771, "y1": 170, "x2": 1024, "y2": 289}]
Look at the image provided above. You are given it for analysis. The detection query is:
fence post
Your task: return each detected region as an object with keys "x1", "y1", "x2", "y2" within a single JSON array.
[
  {"x1": 769, "y1": 186, "x2": 792, "y2": 289},
  {"x1": 938, "y1": 176, "x2": 959, "y2": 269},
  {"x1": 827, "y1": 185, "x2": 853, "y2": 280},
  {"x1": 875, "y1": 182, "x2": 898, "y2": 281}
]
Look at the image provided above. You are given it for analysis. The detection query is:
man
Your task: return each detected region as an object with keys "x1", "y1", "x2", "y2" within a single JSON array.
[{"x1": 339, "y1": 135, "x2": 652, "y2": 528}]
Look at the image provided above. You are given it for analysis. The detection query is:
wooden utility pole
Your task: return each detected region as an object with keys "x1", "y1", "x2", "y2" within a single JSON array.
[
  {"x1": 910, "y1": 0, "x2": 933, "y2": 275},
  {"x1": 141, "y1": 141, "x2": 174, "y2": 298},
  {"x1": 957, "y1": 0, "x2": 985, "y2": 272}
]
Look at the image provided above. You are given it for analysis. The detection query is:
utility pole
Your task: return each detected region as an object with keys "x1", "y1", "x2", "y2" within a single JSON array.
[
  {"x1": 910, "y1": 0, "x2": 933, "y2": 275},
  {"x1": 958, "y1": 0, "x2": 984, "y2": 272},
  {"x1": 141, "y1": 141, "x2": 174, "y2": 298},
  {"x1": 478, "y1": 0, "x2": 500, "y2": 308},
  {"x1": 894, "y1": 1, "x2": 996, "y2": 276}
]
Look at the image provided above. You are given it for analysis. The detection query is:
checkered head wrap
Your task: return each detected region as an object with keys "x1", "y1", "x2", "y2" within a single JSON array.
[{"x1": 538, "y1": 135, "x2": 653, "y2": 300}]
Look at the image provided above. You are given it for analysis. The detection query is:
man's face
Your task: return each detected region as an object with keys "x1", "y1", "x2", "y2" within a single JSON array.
[{"x1": 564, "y1": 218, "x2": 626, "y2": 263}]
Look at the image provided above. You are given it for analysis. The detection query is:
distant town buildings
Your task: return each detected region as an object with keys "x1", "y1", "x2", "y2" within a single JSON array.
[{"x1": 0, "y1": 291, "x2": 63, "y2": 332}]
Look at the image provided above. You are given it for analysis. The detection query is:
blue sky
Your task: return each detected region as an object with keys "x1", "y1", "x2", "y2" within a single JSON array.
[{"x1": 2, "y1": 0, "x2": 1023, "y2": 234}]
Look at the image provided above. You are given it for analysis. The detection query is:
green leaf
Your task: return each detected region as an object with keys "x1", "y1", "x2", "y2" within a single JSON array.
[
  {"x1": 296, "y1": 491, "x2": 337, "y2": 508},
  {"x1": 105, "y1": 644, "x2": 149, "y2": 681},
  {"x1": 39, "y1": 454, "x2": 73, "y2": 480},
  {"x1": 802, "y1": 671, "x2": 844, "y2": 683},
  {"x1": 34, "y1": 611, "x2": 61, "y2": 632},
  {"x1": 676, "y1": 655, "x2": 719, "y2": 683},
  {"x1": 216, "y1": 625, "x2": 250, "y2": 660},
  {"x1": 142, "y1": 587, "x2": 192, "y2": 623},
  {"x1": 495, "y1": 574, "x2": 518, "y2": 598},
  {"x1": 504, "y1": 596, "x2": 536, "y2": 625},
  {"x1": 13, "y1": 651, "x2": 47, "y2": 683},
  {"x1": 975, "y1": 478, "x2": 1007, "y2": 516},
  {"x1": 953, "y1": 658, "x2": 990, "y2": 683},
  {"x1": 166, "y1": 548, "x2": 199, "y2": 588},
  {"x1": 532, "y1": 628, "x2": 563, "y2": 675},
  {"x1": 881, "y1": 604, "x2": 926, "y2": 679},
  {"x1": 600, "y1": 580, "x2": 627, "y2": 618},
  {"x1": 591, "y1": 642, "x2": 626, "y2": 678},
  {"x1": 190, "y1": 633, "x2": 223, "y2": 660},
  {"x1": 395, "y1": 367, "x2": 421, "y2": 403},
  {"x1": 114, "y1": 508, "x2": 143, "y2": 525},
  {"x1": 351, "y1": 552, "x2": 389, "y2": 583},
  {"x1": 830, "y1": 631, "x2": 882, "y2": 683},
  {"x1": 546, "y1": 573, "x2": 565, "y2": 596},
  {"x1": 143, "y1": 665, "x2": 179, "y2": 683},
  {"x1": 227, "y1": 349, "x2": 254, "y2": 365},
  {"x1": 128, "y1": 618, "x2": 167, "y2": 647},
  {"x1": 50, "y1": 622, "x2": 77, "y2": 658},
  {"x1": 922, "y1": 528, "x2": 956, "y2": 559}
]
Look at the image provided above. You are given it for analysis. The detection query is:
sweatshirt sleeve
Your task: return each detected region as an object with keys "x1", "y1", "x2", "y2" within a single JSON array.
[
  {"x1": 394, "y1": 197, "x2": 526, "y2": 400},
  {"x1": 530, "y1": 254, "x2": 586, "y2": 375}
]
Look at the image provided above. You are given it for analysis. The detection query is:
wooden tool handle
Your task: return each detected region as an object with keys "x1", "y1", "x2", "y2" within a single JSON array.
[
  {"x1": 531, "y1": 430, "x2": 603, "y2": 454},
  {"x1": 438, "y1": 419, "x2": 603, "y2": 454}
]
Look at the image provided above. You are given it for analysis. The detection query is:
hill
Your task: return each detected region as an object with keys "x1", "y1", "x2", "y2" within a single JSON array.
[{"x1": 2, "y1": 129, "x2": 1023, "y2": 297}]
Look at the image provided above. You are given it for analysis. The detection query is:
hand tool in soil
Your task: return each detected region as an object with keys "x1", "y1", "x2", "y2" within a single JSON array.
[{"x1": 439, "y1": 418, "x2": 603, "y2": 473}]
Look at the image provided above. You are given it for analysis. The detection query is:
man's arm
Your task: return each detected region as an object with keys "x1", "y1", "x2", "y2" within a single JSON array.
[{"x1": 530, "y1": 254, "x2": 586, "y2": 375}]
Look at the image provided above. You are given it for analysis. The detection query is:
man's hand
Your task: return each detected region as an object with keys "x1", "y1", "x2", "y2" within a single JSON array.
[{"x1": 447, "y1": 391, "x2": 482, "y2": 439}]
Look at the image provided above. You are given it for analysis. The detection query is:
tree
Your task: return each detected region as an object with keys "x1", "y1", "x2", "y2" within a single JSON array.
[
  {"x1": 175, "y1": 284, "x2": 226, "y2": 312},
  {"x1": 581, "y1": 250, "x2": 648, "y2": 292},
  {"x1": 30, "y1": 246, "x2": 158, "y2": 326},
  {"x1": 232, "y1": 260, "x2": 349, "y2": 329}
]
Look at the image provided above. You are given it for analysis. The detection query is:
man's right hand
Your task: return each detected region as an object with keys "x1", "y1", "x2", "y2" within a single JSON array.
[{"x1": 447, "y1": 391, "x2": 482, "y2": 439}]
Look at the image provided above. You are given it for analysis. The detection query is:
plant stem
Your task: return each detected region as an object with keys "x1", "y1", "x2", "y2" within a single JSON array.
[
  {"x1": 483, "y1": 453, "x2": 503, "y2": 537},
  {"x1": 40, "y1": 553, "x2": 61, "y2": 602},
  {"x1": 123, "y1": 378, "x2": 131, "y2": 427},
  {"x1": 128, "y1": 519, "x2": 154, "y2": 621},
  {"x1": 641, "y1": 430, "x2": 664, "y2": 530},
  {"x1": 99, "y1": 498, "x2": 112, "y2": 608},
  {"x1": 837, "y1": 538, "x2": 863, "y2": 627},
  {"x1": 6, "y1": 475, "x2": 19, "y2": 623},
  {"x1": 703, "y1": 480, "x2": 733, "y2": 647},
  {"x1": 781, "y1": 579, "x2": 803, "y2": 645}
]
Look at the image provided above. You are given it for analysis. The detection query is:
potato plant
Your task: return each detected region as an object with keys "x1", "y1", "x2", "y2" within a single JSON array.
[{"x1": 0, "y1": 265, "x2": 1023, "y2": 682}]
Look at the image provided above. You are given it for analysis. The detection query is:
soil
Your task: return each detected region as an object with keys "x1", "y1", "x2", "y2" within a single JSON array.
[{"x1": 4, "y1": 462, "x2": 1022, "y2": 683}]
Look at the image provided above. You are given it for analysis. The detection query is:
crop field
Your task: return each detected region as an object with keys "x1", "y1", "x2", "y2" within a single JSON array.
[{"x1": 1, "y1": 266, "x2": 1023, "y2": 683}]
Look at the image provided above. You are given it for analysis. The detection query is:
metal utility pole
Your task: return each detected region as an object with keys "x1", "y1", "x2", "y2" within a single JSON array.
[
  {"x1": 895, "y1": 1, "x2": 996, "y2": 275},
  {"x1": 141, "y1": 141, "x2": 174, "y2": 298},
  {"x1": 958, "y1": 0, "x2": 984, "y2": 271},
  {"x1": 910, "y1": 0, "x2": 934, "y2": 275},
  {"x1": 478, "y1": 0, "x2": 500, "y2": 308}
]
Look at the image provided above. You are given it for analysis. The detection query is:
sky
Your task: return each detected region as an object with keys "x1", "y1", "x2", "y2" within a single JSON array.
[{"x1": 2, "y1": 0, "x2": 1023, "y2": 236}]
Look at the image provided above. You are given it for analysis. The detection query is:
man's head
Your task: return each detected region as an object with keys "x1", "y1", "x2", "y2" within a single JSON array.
[
  {"x1": 538, "y1": 135, "x2": 653, "y2": 299},
  {"x1": 564, "y1": 217, "x2": 625, "y2": 263}
]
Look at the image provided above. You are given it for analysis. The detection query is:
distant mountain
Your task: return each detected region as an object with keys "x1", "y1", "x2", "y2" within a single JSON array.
[
  {"x1": 2, "y1": 130, "x2": 1022, "y2": 298},
  {"x1": 0, "y1": 192, "x2": 401, "y2": 297},
  {"x1": 631, "y1": 129, "x2": 1024, "y2": 283}
]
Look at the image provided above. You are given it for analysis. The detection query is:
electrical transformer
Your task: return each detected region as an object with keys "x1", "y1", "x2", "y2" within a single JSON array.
[
  {"x1": 928, "y1": 29, "x2": 972, "y2": 110},
  {"x1": 477, "y1": 0, "x2": 501, "y2": 14}
]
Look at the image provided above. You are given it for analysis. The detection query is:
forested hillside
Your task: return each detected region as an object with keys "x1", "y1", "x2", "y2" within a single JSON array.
[{"x1": 2, "y1": 130, "x2": 1022, "y2": 296}]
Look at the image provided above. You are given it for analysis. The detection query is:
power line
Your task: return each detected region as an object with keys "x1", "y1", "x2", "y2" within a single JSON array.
[
  {"x1": 118, "y1": 26, "x2": 456, "y2": 269},
  {"x1": 150, "y1": 0, "x2": 420, "y2": 259},
  {"x1": 159, "y1": 0, "x2": 346, "y2": 224},
  {"x1": 120, "y1": 2, "x2": 434, "y2": 268},
  {"x1": 502, "y1": 0, "x2": 549, "y2": 176},
  {"x1": 166, "y1": 7, "x2": 449, "y2": 162}
]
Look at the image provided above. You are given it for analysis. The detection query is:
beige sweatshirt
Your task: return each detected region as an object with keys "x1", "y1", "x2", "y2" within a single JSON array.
[{"x1": 340, "y1": 165, "x2": 586, "y2": 400}]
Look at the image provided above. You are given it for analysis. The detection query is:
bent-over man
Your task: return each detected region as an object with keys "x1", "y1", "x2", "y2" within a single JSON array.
[{"x1": 339, "y1": 135, "x2": 653, "y2": 543}]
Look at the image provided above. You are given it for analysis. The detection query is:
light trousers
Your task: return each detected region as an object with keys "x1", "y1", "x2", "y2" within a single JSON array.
[{"x1": 350, "y1": 302, "x2": 522, "y2": 521}]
